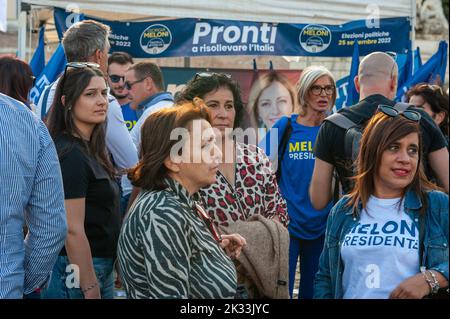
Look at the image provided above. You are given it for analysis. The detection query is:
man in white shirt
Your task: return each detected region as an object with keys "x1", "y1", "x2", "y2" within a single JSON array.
[{"x1": 35, "y1": 20, "x2": 138, "y2": 172}]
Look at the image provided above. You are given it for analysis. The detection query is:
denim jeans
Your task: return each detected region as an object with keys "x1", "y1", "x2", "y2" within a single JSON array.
[
  {"x1": 289, "y1": 235, "x2": 325, "y2": 299},
  {"x1": 41, "y1": 256, "x2": 114, "y2": 299}
]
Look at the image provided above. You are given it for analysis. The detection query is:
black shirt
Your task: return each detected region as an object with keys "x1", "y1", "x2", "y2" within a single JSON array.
[
  {"x1": 314, "y1": 94, "x2": 448, "y2": 193},
  {"x1": 55, "y1": 134, "x2": 121, "y2": 258}
]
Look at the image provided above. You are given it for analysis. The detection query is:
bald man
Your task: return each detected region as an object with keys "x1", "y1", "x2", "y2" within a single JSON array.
[{"x1": 310, "y1": 52, "x2": 449, "y2": 209}]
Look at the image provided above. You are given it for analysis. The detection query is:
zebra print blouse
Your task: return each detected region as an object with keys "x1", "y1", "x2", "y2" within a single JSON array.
[{"x1": 117, "y1": 178, "x2": 237, "y2": 299}]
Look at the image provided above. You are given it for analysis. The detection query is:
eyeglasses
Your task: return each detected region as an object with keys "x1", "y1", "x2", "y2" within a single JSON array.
[
  {"x1": 194, "y1": 202, "x2": 222, "y2": 243},
  {"x1": 60, "y1": 62, "x2": 100, "y2": 92},
  {"x1": 193, "y1": 72, "x2": 232, "y2": 81},
  {"x1": 109, "y1": 74, "x2": 126, "y2": 83},
  {"x1": 310, "y1": 85, "x2": 335, "y2": 96},
  {"x1": 31, "y1": 75, "x2": 36, "y2": 87},
  {"x1": 123, "y1": 77, "x2": 148, "y2": 90},
  {"x1": 378, "y1": 104, "x2": 421, "y2": 122}
]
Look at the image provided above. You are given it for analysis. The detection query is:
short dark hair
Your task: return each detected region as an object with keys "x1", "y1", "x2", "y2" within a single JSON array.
[
  {"x1": 175, "y1": 73, "x2": 244, "y2": 128},
  {"x1": 108, "y1": 51, "x2": 134, "y2": 66},
  {"x1": 128, "y1": 62, "x2": 164, "y2": 91},
  {"x1": 0, "y1": 57, "x2": 34, "y2": 105},
  {"x1": 128, "y1": 101, "x2": 211, "y2": 191}
]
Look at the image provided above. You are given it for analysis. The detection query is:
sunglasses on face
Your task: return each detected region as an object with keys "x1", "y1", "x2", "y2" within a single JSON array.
[
  {"x1": 193, "y1": 72, "x2": 232, "y2": 81},
  {"x1": 60, "y1": 62, "x2": 101, "y2": 92},
  {"x1": 310, "y1": 85, "x2": 335, "y2": 96},
  {"x1": 109, "y1": 74, "x2": 126, "y2": 83},
  {"x1": 378, "y1": 104, "x2": 421, "y2": 122},
  {"x1": 194, "y1": 202, "x2": 222, "y2": 243},
  {"x1": 123, "y1": 77, "x2": 148, "y2": 90}
]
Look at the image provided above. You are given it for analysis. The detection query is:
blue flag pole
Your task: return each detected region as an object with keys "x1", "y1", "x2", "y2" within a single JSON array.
[{"x1": 29, "y1": 26, "x2": 46, "y2": 78}]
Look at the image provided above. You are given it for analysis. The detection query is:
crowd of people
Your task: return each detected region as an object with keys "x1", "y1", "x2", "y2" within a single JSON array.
[{"x1": 0, "y1": 19, "x2": 448, "y2": 300}]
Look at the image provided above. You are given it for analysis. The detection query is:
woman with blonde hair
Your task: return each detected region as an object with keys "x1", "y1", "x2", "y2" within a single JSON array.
[{"x1": 260, "y1": 65, "x2": 337, "y2": 299}]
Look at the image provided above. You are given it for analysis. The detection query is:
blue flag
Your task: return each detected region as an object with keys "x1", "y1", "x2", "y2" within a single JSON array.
[
  {"x1": 29, "y1": 26, "x2": 45, "y2": 78},
  {"x1": 334, "y1": 76, "x2": 349, "y2": 112},
  {"x1": 397, "y1": 41, "x2": 448, "y2": 101},
  {"x1": 29, "y1": 43, "x2": 67, "y2": 106},
  {"x1": 396, "y1": 49, "x2": 413, "y2": 99},
  {"x1": 344, "y1": 42, "x2": 360, "y2": 107}
]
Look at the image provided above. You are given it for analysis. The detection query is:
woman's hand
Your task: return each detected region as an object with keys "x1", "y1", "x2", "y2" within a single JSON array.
[
  {"x1": 220, "y1": 234, "x2": 246, "y2": 259},
  {"x1": 83, "y1": 285, "x2": 101, "y2": 299},
  {"x1": 389, "y1": 273, "x2": 430, "y2": 299}
]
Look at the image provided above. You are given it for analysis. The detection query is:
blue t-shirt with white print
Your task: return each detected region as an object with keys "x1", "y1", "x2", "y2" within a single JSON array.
[
  {"x1": 121, "y1": 103, "x2": 139, "y2": 132},
  {"x1": 260, "y1": 114, "x2": 333, "y2": 240}
]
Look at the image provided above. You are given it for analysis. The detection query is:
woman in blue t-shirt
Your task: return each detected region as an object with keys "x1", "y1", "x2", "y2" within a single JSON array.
[{"x1": 260, "y1": 66, "x2": 337, "y2": 299}]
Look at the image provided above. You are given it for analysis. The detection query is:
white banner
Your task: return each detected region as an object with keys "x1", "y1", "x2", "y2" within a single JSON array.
[{"x1": 0, "y1": 0, "x2": 7, "y2": 32}]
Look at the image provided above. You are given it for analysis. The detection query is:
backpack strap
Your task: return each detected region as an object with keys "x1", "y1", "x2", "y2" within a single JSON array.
[
  {"x1": 325, "y1": 112, "x2": 358, "y2": 130},
  {"x1": 276, "y1": 117, "x2": 292, "y2": 181},
  {"x1": 325, "y1": 113, "x2": 360, "y2": 160}
]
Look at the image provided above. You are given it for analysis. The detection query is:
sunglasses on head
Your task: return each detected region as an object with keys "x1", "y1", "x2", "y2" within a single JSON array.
[
  {"x1": 194, "y1": 72, "x2": 232, "y2": 81},
  {"x1": 417, "y1": 83, "x2": 444, "y2": 95},
  {"x1": 60, "y1": 62, "x2": 101, "y2": 92},
  {"x1": 109, "y1": 74, "x2": 126, "y2": 83},
  {"x1": 378, "y1": 104, "x2": 421, "y2": 122},
  {"x1": 194, "y1": 202, "x2": 222, "y2": 243}
]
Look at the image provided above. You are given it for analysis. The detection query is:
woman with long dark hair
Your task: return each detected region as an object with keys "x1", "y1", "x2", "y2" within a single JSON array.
[
  {"x1": 41, "y1": 63, "x2": 121, "y2": 299},
  {"x1": 314, "y1": 107, "x2": 448, "y2": 299}
]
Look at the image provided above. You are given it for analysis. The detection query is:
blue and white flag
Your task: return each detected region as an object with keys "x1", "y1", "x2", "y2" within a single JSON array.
[
  {"x1": 397, "y1": 41, "x2": 448, "y2": 101},
  {"x1": 29, "y1": 44, "x2": 67, "y2": 106},
  {"x1": 344, "y1": 42, "x2": 360, "y2": 107}
]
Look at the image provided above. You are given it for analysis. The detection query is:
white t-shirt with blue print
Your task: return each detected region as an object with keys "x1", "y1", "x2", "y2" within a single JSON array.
[{"x1": 341, "y1": 195, "x2": 419, "y2": 299}]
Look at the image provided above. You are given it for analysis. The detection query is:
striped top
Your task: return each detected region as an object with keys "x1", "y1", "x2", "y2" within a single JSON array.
[
  {"x1": 0, "y1": 93, "x2": 67, "y2": 298},
  {"x1": 117, "y1": 178, "x2": 237, "y2": 299}
]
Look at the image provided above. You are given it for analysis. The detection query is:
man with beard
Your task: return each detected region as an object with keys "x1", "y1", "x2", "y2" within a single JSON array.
[{"x1": 107, "y1": 52, "x2": 137, "y2": 131}]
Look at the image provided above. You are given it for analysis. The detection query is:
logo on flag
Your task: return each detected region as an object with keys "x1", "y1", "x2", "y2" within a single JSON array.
[
  {"x1": 140, "y1": 24, "x2": 172, "y2": 55},
  {"x1": 299, "y1": 24, "x2": 332, "y2": 53}
]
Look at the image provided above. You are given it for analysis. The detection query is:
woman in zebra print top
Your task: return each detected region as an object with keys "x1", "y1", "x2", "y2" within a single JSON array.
[{"x1": 117, "y1": 100, "x2": 246, "y2": 299}]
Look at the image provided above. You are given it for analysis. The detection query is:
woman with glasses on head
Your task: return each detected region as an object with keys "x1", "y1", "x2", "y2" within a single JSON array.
[
  {"x1": 260, "y1": 65, "x2": 336, "y2": 299},
  {"x1": 176, "y1": 73, "x2": 288, "y2": 228},
  {"x1": 314, "y1": 107, "x2": 449, "y2": 299},
  {"x1": 41, "y1": 64, "x2": 121, "y2": 299},
  {"x1": 176, "y1": 73, "x2": 289, "y2": 298},
  {"x1": 407, "y1": 83, "x2": 449, "y2": 143},
  {"x1": 0, "y1": 56, "x2": 36, "y2": 110},
  {"x1": 117, "y1": 100, "x2": 245, "y2": 299}
]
